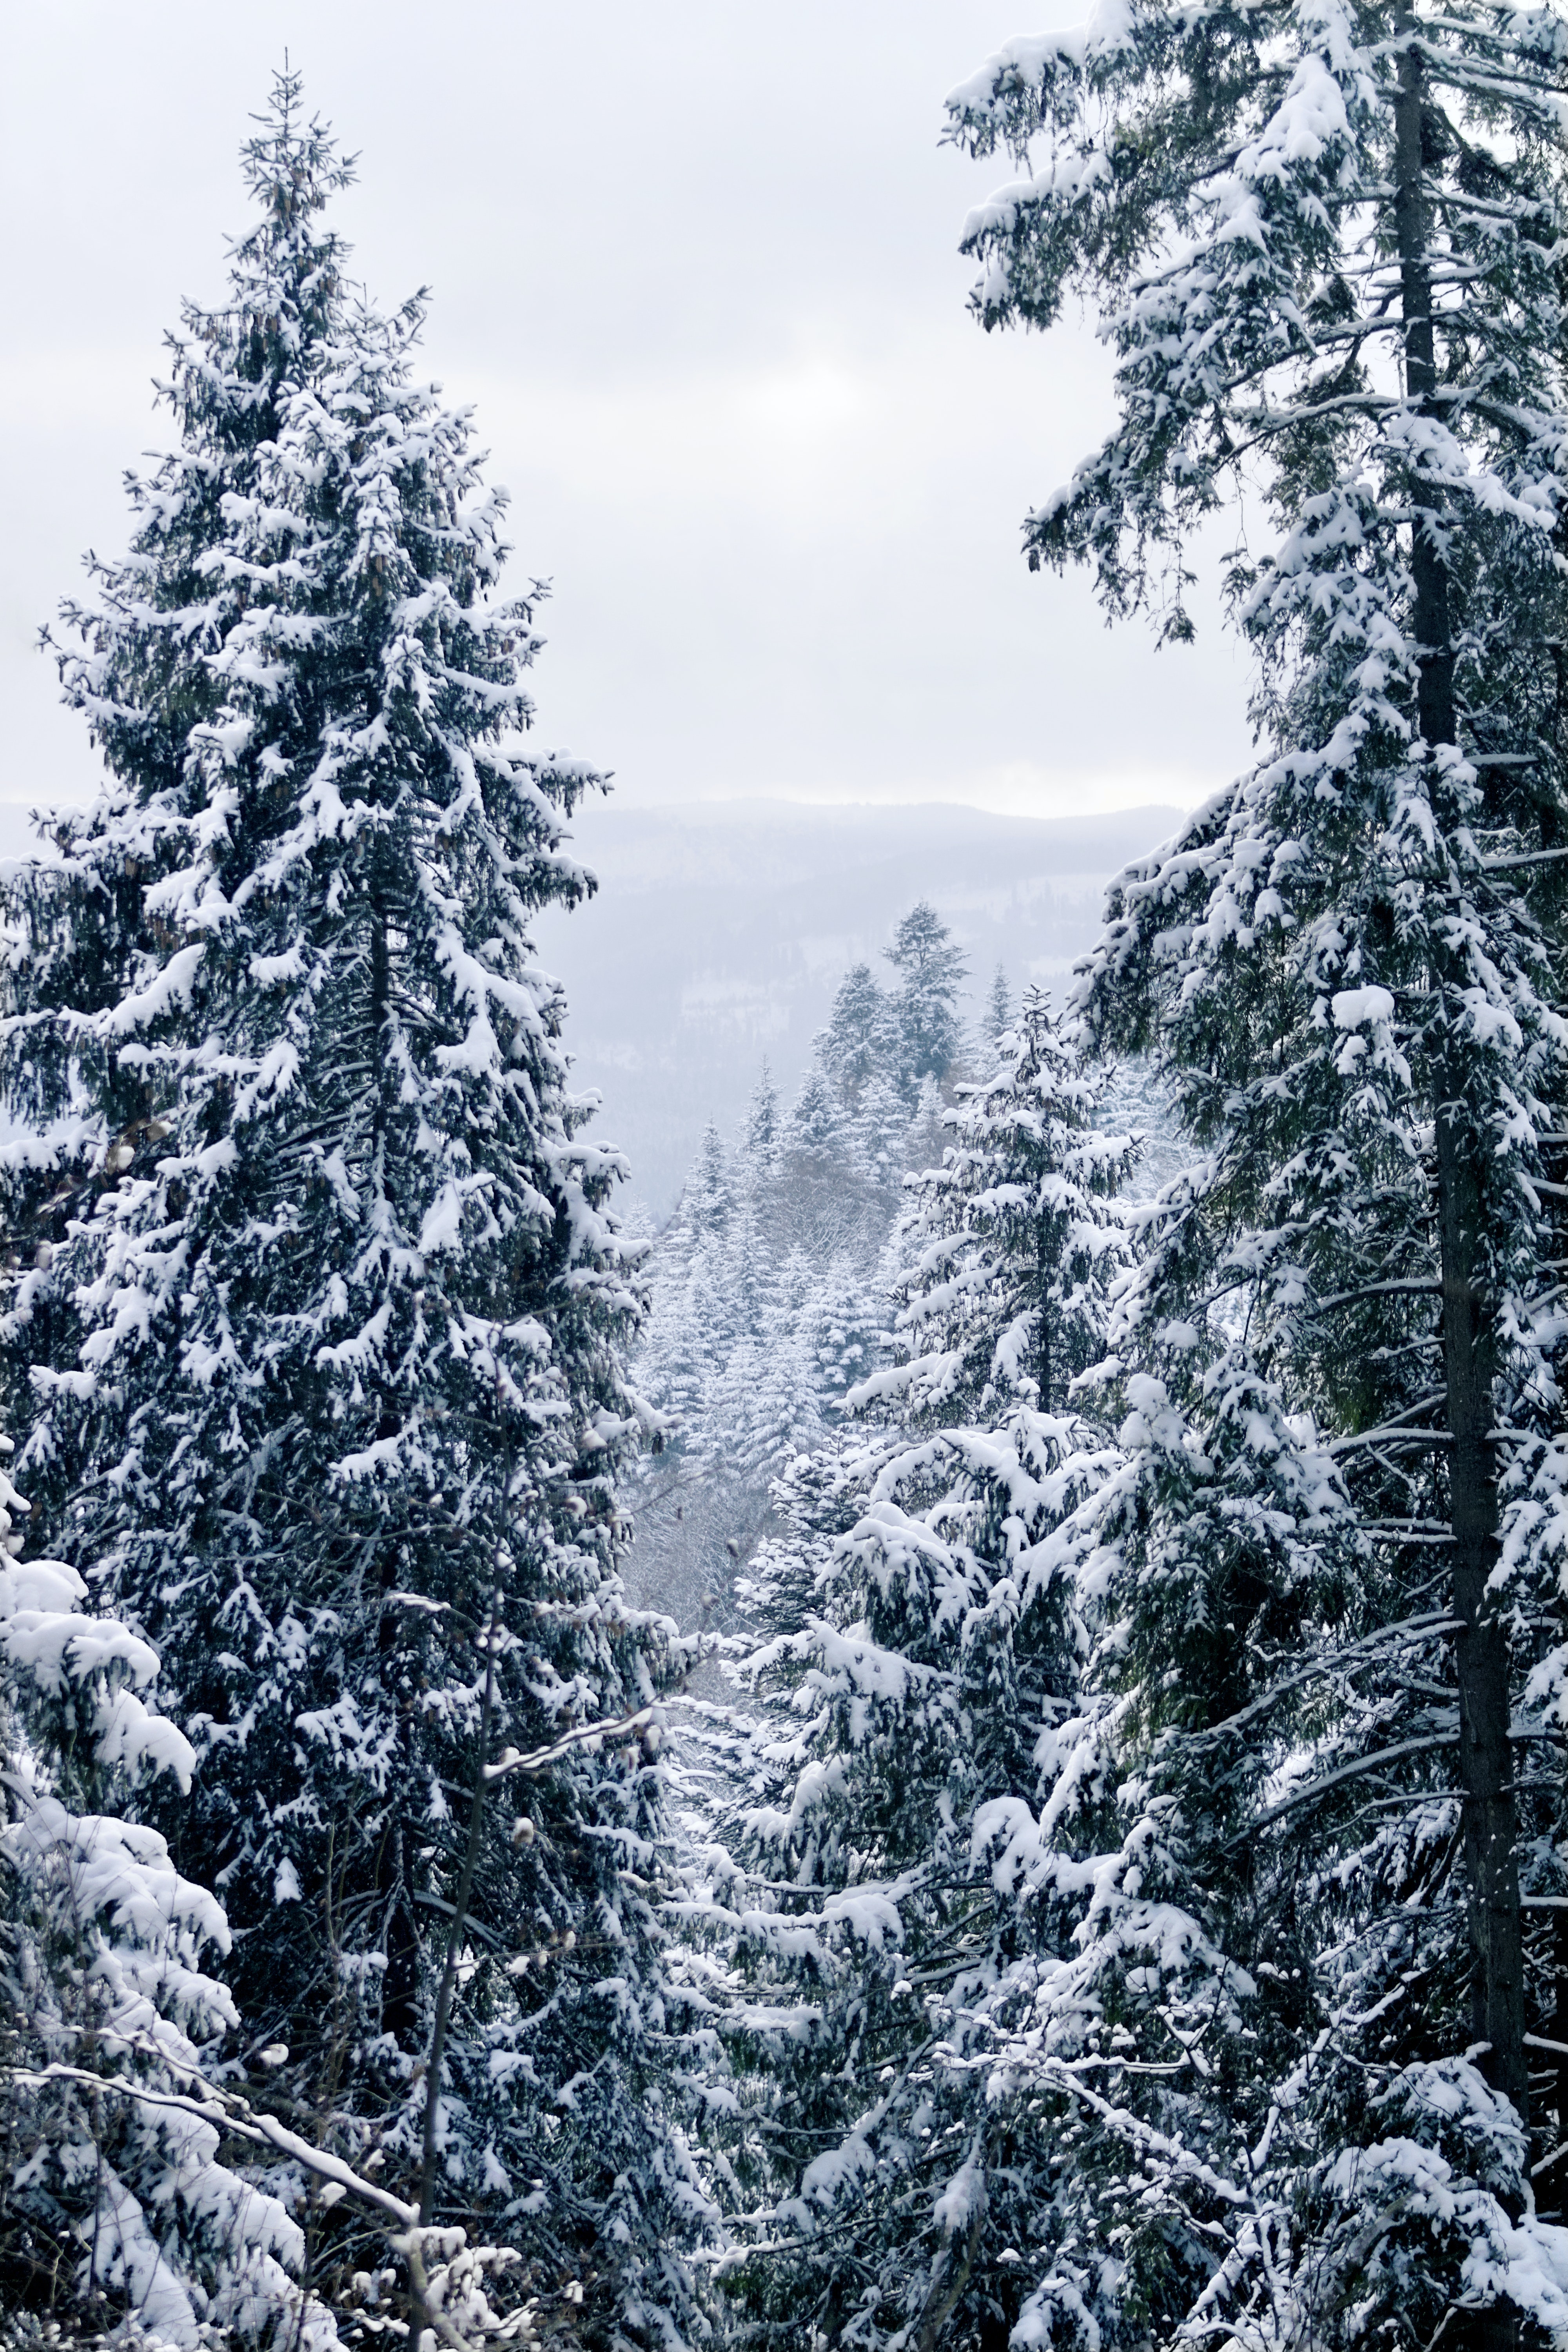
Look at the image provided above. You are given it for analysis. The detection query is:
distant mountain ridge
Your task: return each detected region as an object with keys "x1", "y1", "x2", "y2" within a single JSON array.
[{"x1": 532, "y1": 797, "x2": 1186, "y2": 1214}]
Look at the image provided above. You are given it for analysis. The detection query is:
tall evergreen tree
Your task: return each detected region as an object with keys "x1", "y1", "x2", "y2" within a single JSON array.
[
  {"x1": 741, "y1": 1060, "x2": 779, "y2": 1175},
  {"x1": 640, "y1": 1124, "x2": 738, "y2": 1461},
  {"x1": 703, "y1": 1006, "x2": 1132, "y2": 2350},
  {"x1": 849, "y1": 1071, "x2": 915, "y2": 1191},
  {"x1": 883, "y1": 985, "x2": 1130, "y2": 1417},
  {"x1": 785, "y1": 1067, "x2": 848, "y2": 1161},
  {"x1": 946, "y1": 0, "x2": 1568, "y2": 2343},
  {"x1": 686, "y1": 1120, "x2": 734, "y2": 1242},
  {"x1": 2, "y1": 76, "x2": 702, "y2": 2344}
]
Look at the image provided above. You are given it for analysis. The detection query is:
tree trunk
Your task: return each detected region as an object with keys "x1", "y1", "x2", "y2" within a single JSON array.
[
  {"x1": 911, "y1": 2152, "x2": 986, "y2": 2352},
  {"x1": 1394, "y1": 2, "x2": 1527, "y2": 2308},
  {"x1": 1545, "y1": 1903, "x2": 1568, "y2": 2218},
  {"x1": 377, "y1": 1818, "x2": 421, "y2": 2046},
  {"x1": 1437, "y1": 1112, "x2": 1525, "y2": 2122}
]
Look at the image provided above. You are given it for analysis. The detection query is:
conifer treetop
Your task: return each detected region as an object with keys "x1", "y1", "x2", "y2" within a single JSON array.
[
  {"x1": 859, "y1": 988, "x2": 1135, "y2": 1425},
  {"x1": 16, "y1": 65, "x2": 624, "y2": 1377},
  {"x1": 944, "y1": 0, "x2": 1568, "y2": 634}
]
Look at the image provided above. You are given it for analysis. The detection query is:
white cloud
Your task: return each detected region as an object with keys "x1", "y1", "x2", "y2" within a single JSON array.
[{"x1": 1, "y1": 0, "x2": 1256, "y2": 821}]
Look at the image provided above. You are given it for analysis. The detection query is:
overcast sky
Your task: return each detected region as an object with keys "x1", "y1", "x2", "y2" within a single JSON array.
[{"x1": 2, "y1": 1, "x2": 1255, "y2": 822}]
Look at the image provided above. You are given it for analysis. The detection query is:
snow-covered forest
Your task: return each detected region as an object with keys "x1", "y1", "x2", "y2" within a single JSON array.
[{"x1": 8, "y1": 7, "x2": 1568, "y2": 2351}]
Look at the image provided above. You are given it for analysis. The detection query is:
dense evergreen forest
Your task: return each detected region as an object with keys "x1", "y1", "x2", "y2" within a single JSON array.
[{"x1": 8, "y1": 6, "x2": 1568, "y2": 2348}]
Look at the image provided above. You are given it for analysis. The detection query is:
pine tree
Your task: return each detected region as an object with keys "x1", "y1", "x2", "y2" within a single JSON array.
[
  {"x1": 984, "y1": 962, "x2": 1011, "y2": 1048},
  {"x1": 976, "y1": 1337, "x2": 1388, "y2": 2352},
  {"x1": 639, "y1": 1123, "x2": 737, "y2": 1465},
  {"x1": 686, "y1": 1119, "x2": 734, "y2": 1242},
  {"x1": 704, "y1": 1009, "x2": 1133, "y2": 2350},
  {"x1": 706, "y1": 1185, "x2": 773, "y2": 1474},
  {"x1": 784, "y1": 1066, "x2": 847, "y2": 1161},
  {"x1": 2, "y1": 75, "x2": 702, "y2": 2343},
  {"x1": 884, "y1": 902, "x2": 969, "y2": 1096},
  {"x1": 818, "y1": 963, "x2": 890, "y2": 1108},
  {"x1": 880, "y1": 987, "x2": 1127, "y2": 1418},
  {"x1": 800, "y1": 1248, "x2": 884, "y2": 1413},
  {"x1": 848, "y1": 1071, "x2": 912, "y2": 1190},
  {"x1": 946, "y1": 0, "x2": 1568, "y2": 2340},
  {"x1": 741, "y1": 1060, "x2": 779, "y2": 1176}
]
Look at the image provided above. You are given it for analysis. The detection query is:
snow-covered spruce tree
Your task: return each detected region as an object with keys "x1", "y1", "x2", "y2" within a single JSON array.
[
  {"x1": 637, "y1": 1125, "x2": 740, "y2": 1474},
  {"x1": 947, "y1": 2, "x2": 1568, "y2": 2344},
  {"x1": 884, "y1": 986, "x2": 1131, "y2": 1420},
  {"x1": 984, "y1": 964, "x2": 1011, "y2": 1050},
  {"x1": 820, "y1": 964, "x2": 893, "y2": 1110},
  {"x1": 741, "y1": 1062, "x2": 779, "y2": 1178},
  {"x1": 1, "y1": 76, "x2": 705, "y2": 2345},
  {"x1": 700, "y1": 1008, "x2": 1134, "y2": 2350},
  {"x1": 884, "y1": 902, "x2": 969, "y2": 1100},
  {"x1": 786, "y1": 1066, "x2": 851, "y2": 1162},
  {"x1": 838, "y1": 1074, "x2": 903, "y2": 1197},
  {"x1": 973, "y1": 1328, "x2": 1409, "y2": 2352}
]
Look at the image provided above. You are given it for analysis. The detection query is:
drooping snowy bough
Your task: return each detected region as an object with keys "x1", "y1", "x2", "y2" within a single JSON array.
[{"x1": 0, "y1": 1432, "x2": 354, "y2": 2347}]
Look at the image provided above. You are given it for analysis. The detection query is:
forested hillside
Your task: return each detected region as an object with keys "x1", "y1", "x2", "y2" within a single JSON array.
[
  {"x1": 624, "y1": 913, "x2": 1180, "y2": 1638},
  {"x1": 8, "y1": 9, "x2": 1568, "y2": 2352},
  {"x1": 528, "y1": 799, "x2": 1183, "y2": 1215}
]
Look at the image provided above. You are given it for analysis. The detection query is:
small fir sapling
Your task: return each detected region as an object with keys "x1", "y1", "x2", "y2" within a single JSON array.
[{"x1": 984, "y1": 962, "x2": 1011, "y2": 1049}]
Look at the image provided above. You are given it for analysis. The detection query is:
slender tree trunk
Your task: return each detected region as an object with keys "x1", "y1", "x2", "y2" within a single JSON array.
[
  {"x1": 1394, "y1": 0, "x2": 1528, "y2": 2283},
  {"x1": 417, "y1": 1571, "x2": 503, "y2": 2227},
  {"x1": 1437, "y1": 1115, "x2": 1525, "y2": 2120},
  {"x1": 366, "y1": 884, "x2": 425, "y2": 2049},
  {"x1": 418, "y1": 1381, "x2": 512, "y2": 2232},
  {"x1": 911, "y1": 2149, "x2": 986, "y2": 2352},
  {"x1": 1546, "y1": 1904, "x2": 1568, "y2": 2216},
  {"x1": 1394, "y1": 13, "x2": 1454, "y2": 750}
]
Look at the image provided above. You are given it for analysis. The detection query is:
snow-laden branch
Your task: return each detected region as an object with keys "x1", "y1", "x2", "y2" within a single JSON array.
[
  {"x1": 10, "y1": 2058, "x2": 416, "y2": 2223},
  {"x1": 483, "y1": 1703, "x2": 662, "y2": 1784}
]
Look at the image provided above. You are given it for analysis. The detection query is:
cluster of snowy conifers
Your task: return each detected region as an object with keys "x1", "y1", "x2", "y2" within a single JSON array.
[
  {"x1": 11, "y1": 2, "x2": 1568, "y2": 2348},
  {"x1": 626, "y1": 911, "x2": 989, "y2": 1630}
]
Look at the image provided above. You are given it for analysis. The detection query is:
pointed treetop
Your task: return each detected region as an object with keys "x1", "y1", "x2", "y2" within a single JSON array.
[
  {"x1": 743, "y1": 1060, "x2": 779, "y2": 1166},
  {"x1": 819, "y1": 961, "x2": 888, "y2": 1105},
  {"x1": 884, "y1": 900, "x2": 966, "y2": 990},
  {"x1": 985, "y1": 960, "x2": 1011, "y2": 1046},
  {"x1": 215, "y1": 67, "x2": 361, "y2": 386},
  {"x1": 885, "y1": 902, "x2": 968, "y2": 1092}
]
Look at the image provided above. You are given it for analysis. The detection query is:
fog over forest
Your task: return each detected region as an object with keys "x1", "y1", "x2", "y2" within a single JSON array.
[{"x1": 533, "y1": 796, "x2": 1182, "y2": 1214}]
